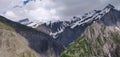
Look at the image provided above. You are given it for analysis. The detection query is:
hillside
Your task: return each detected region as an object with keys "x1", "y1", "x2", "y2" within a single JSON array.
[
  {"x1": 0, "y1": 16, "x2": 64, "y2": 57},
  {"x1": 61, "y1": 22, "x2": 120, "y2": 57},
  {"x1": 0, "y1": 20, "x2": 37, "y2": 57},
  {"x1": 61, "y1": 7, "x2": 120, "y2": 57}
]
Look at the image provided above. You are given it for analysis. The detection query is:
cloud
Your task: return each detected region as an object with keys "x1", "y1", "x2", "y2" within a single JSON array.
[
  {"x1": 27, "y1": 7, "x2": 59, "y2": 22},
  {"x1": 20, "y1": 0, "x2": 59, "y2": 22},
  {"x1": 0, "y1": 0, "x2": 120, "y2": 22},
  {"x1": 4, "y1": 11, "x2": 20, "y2": 21},
  {"x1": 1, "y1": 0, "x2": 59, "y2": 22}
]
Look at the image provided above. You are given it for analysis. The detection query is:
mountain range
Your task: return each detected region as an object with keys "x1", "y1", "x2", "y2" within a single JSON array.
[{"x1": 0, "y1": 4, "x2": 120, "y2": 57}]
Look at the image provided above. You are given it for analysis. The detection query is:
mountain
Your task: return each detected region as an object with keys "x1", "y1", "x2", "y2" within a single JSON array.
[
  {"x1": 0, "y1": 16, "x2": 64, "y2": 57},
  {"x1": 33, "y1": 4, "x2": 120, "y2": 57},
  {"x1": 0, "y1": 22, "x2": 37, "y2": 57},
  {"x1": 1, "y1": 4, "x2": 120, "y2": 57},
  {"x1": 18, "y1": 18, "x2": 39, "y2": 28},
  {"x1": 61, "y1": 4, "x2": 120, "y2": 57},
  {"x1": 18, "y1": 18, "x2": 32, "y2": 25},
  {"x1": 17, "y1": 4, "x2": 119, "y2": 48},
  {"x1": 34, "y1": 4, "x2": 116, "y2": 47}
]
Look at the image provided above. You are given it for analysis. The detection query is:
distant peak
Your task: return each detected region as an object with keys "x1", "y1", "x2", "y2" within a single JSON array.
[{"x1": 104, "y1": 4, "x2": 115, "y2": 9}]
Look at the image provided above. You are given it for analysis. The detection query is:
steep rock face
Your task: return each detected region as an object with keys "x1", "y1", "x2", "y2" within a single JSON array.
[
  {"x1": 83, "y1": 22, "x2": 120, "y2": 57},
  {"x1": 61, "y1": 6, "x2": 120, "y2": 57},
  {"x1": 101, "y1": 8, "x2": 120, "y2": 28},
  {"x1": 0, "y1": 16, "x2": 64, "y2": 57},
  {"x1": 61, "y1": 20, "x2": 120, "y2": 57}
]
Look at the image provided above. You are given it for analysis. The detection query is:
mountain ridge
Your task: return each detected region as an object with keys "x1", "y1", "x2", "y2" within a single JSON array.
[
  {"x1": 0, "y1": 4, "x2": 120, "y2": 57},
  {"x1": 32, "y1": 4, "x2": 115, "y2": 39},
  {"x1": 17, "y1": 4, "x2": 120, "y2": 48},
  {"x1": 61, "y1": 4, "x2": 120, "y2": 57},
  {"x1": 0, "y1": 16, "x2": 65, "y2": 57}
]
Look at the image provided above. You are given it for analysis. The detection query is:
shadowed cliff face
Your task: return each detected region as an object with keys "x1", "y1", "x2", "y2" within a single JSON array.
[
  {"x1": 100, "y1": 9, "x2": 120, "y2": 27},
  {"x1": 55, "y1": 24, "x2": 88, "y2": 48},
  {"x1": 0, "y1": 16, "x2": 65, "y2": 57},
  {"x1": 61, "y1": 7, "x2": 120, "y2": 57}
]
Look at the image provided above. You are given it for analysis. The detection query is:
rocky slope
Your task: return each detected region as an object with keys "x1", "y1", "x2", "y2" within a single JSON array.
[
  {"x1": 61, "y1": 21, "x2": 120, "y2": 57},
  {"x1": 0, "y1": 21, "x2": 37, "y2": 57},
  {"x1": 61, "y1": 5, "x2": 120, "y2": 57},
  {"x1": 0, "y1": 16, "x2": 64, "y2": 57}
]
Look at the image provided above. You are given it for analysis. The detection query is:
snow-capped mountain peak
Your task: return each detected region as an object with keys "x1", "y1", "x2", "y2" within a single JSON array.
[
  {"x1": 47, "y1": 4, "x2": 114, "y2": 38},
  {"x1": 70, "y1": 4, "x2": 114, "y2": 29},
  {"x1": 18, "y1": 4, "x2": 115, "y2": 38}
]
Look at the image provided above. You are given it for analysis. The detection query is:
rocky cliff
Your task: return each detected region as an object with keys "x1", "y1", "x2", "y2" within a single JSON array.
[{"x1": 61, "y1": 5, "x2": 120, "y2": 57}]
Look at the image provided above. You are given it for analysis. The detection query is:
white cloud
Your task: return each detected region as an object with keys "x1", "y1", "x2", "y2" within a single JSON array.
[
  {"x1": 0, "y1": 0, "x2": 59, "y2": 22},
  {"x1": 0, "y1": 0, "x2": 120, "y2": 22},
  {"x1": 27, "y1": 7, "x2": 58, "y2": 22},
  {"x1": 20, "y1": 0, "x2": 59, "y2": 22},
  {"x1": 4, "y1": 11, "x2": 20, "y2": 21}
]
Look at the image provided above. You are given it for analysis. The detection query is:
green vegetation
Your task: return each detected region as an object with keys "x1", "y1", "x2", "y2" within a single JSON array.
[
  {"x1": 110, "y1": 32, "x2": 120, "y2": 44},
  {"x1": 61, "y1": 27, "x2": 120, "y2": 57},
  {"x1": 0, "y1": 22, "x2": 14, "y2": 31},
  {"x1": 61, "y1": 36, "x2": 93, "y2": 57}
]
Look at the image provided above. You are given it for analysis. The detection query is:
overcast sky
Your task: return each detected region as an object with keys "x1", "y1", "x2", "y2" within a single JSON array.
[{"x1": 0, "y1": 0, "x2": 120, "y2": 22}]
